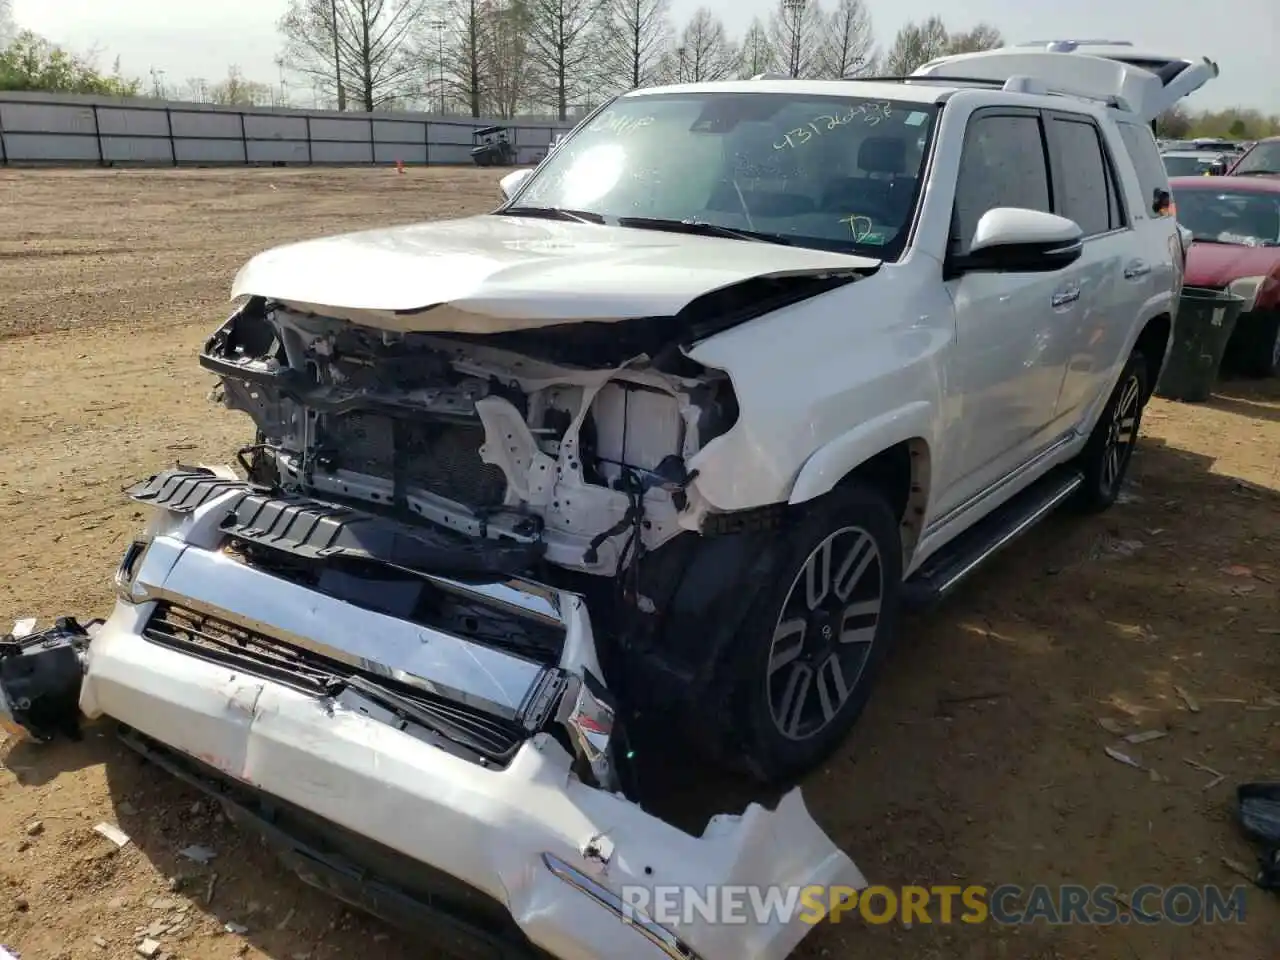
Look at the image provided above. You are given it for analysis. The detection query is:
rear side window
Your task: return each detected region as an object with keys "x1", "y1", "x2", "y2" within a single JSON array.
[
  {"x1": 952, "y1": 113, "x2": 1051, "y2": 253},
  {"x1": 1118, "y1": 122, "x2": 1171, "y2": 215},
  {"x1": 1047, "y1": 116, "x2": 1124, "y2": 236}
]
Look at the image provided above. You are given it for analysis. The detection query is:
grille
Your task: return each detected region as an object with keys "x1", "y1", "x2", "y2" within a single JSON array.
[
  {"x1": 142, "y1": 603, "x2": 525, "y2": 764},
  {"x1": 323, "y1": 413, "x2": 508, "y2": 508}
]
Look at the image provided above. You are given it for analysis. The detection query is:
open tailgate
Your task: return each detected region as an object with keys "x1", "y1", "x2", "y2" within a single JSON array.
[{"x1": 912, "y1": 41, "x2": 1219, "y2": 123}]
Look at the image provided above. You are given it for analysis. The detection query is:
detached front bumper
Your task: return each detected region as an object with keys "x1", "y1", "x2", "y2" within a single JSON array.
[
  {"x1": 5, "y1": 467, "x2": 866, "y2": 960},
  {"x1": 82, "y1": 619, "x2": 862, "y2": 960}
]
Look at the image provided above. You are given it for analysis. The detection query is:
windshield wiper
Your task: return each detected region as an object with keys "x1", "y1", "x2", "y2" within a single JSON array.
[
  {"x1": 1233, "y1": 170, "x2": 1280, "y2": 177},
  {"x1": 501, "y1": 205, "x2": 605, "y2": 224},
  {"x1": 617, "y1": 216, "x2": 795, "y2": 246}
]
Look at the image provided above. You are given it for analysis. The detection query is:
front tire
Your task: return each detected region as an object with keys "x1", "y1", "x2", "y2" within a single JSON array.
[
  {"x1": 1072, "y1": 349, "x2": 1149, "y2": 513},
  {"x1": 724, "y1": 485, "x2": 903, "y2": 783}
]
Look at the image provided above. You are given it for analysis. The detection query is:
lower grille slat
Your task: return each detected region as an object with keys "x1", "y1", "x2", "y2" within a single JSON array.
[{"x1": 142, "y1": 602, "x2": 526, "y2": 766}]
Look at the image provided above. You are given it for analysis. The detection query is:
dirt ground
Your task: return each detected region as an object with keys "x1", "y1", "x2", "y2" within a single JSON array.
[{"x1": 0, "y1": 167, "x2": 1276, "y2": 960}]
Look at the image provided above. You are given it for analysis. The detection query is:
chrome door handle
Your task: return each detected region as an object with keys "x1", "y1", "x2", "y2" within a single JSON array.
[
  {"x1": 1051, "y1": 286, "x2": 1081, "y2": 308},
  {"x1": 1124, "y1": 260, "x2": 1151, "y2": 280}
]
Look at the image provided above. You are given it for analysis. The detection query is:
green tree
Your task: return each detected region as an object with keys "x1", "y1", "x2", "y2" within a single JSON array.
[{"x1": 0, "y1": 31, "x2": 141, "y2": 95}]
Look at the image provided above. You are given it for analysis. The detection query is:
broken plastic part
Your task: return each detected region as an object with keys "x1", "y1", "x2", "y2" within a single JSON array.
[
  {"x1": 557, "y1": 670, "x2": 618, "y2": 792},
  {"x1": 0, "y1": 617, "x2": 94, "y2": 742}
]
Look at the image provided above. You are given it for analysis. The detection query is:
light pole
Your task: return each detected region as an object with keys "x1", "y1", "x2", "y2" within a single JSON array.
[
  {"x1": 782, "y1": 0, "x2": 805, "y2": 78},
  {"x1": 431, "y1": 20, "x2": 447, "y2": 115},
  {"x1": 676, "y1": 47, "x2": 686, "y2": 83}
]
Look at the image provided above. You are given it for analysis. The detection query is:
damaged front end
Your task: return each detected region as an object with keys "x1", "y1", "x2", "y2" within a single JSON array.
[
  {"x1": 200, "y1": 296, "x2": 749, "y2": 579},
  {"x1": 3, "y1": 468, "x2": 864, "y2": 960}
]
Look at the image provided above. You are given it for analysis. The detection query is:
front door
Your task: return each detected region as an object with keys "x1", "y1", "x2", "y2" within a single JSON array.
[{"x1": 935, "y1": 108, "x2": 1077, "y2": 517}]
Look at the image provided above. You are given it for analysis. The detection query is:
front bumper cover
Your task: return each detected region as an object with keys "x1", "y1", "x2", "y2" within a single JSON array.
[
  {"x1": 5, "y1": 470, "x2": 866, "y2": 960},
  {"x1": 81, "y1": 620, "x2": 862, "y2": 960}
]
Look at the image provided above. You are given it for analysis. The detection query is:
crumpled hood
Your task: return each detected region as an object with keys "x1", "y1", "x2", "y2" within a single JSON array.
[
  {"x1": 231, "y1": 214, "x2": 877, "y2": 332},
  {"x1": 1184, "y1": 241, "x2": 1280, "y2": 289}
]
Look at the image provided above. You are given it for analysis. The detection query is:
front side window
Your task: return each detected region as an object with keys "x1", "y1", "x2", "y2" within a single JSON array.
[
  {"x1": 1232, "y1": 140, "x2": 1280, "y2": 177},
  {"x1": 951, "y1": 113, "x2": 1050, "y2": 254},
  {"x1": 1171, "y1": 187, "x2": 1280, "y2": 246},
  {"x1": 508, "y1": 92, "x2": 940, "y2": 258}
]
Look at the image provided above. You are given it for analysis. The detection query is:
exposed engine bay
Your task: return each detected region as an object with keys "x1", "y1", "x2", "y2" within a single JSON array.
[{"x1": 201, "y1": 297, "x2": 742, "y2": 578}]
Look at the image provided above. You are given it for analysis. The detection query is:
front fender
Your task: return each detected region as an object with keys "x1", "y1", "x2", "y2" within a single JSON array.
[{"x1": 788, "y1": 401, "x2": 934, "y2": 505}]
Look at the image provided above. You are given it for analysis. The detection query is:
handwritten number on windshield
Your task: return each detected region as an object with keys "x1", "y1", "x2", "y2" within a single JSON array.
[{"x1": 775, "y1": 102, "x2": 892, "y2": 151}]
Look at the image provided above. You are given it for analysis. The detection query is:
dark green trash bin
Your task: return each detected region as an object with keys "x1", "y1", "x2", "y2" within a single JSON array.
[{"x1": 1154, "y1": 287, "x2": 1247, "y2": 403}]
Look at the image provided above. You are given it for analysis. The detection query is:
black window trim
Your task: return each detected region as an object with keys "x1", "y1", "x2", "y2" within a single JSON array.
[
  {"x1": 948, "y1": 105, "x2": 1054, "y2": 257},
  {"x1": 1043, "y1": 109, "x2": 1133, "y2": 240}
]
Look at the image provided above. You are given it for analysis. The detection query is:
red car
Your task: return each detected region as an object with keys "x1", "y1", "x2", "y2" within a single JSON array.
[
  {"x1": 1170, "y1": 175, "x2": 1280, "y2": 377},
  {"x1": 1228, "y1": 136, "x2": 1280, "y2": 178}
]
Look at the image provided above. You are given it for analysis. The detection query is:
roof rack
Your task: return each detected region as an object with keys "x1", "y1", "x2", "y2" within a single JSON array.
[
  {"x1": 857, "y1": 73, "x2": 1121, "y2": 107},
  {"x1": 1017, "y1": 40, "x2": 1135, "y2": 51}
]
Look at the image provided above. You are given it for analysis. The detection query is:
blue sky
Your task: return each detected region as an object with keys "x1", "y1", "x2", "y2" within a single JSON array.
[{"x1": 14, "y1": 0, "x2": 1279, "y2": 112}]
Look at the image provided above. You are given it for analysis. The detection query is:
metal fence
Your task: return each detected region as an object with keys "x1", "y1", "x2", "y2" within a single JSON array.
[{"x1": 0, "y1": 91, "x2": 575, "y2": 167}]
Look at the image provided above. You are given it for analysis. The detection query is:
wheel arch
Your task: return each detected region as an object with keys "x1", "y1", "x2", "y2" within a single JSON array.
[
  {"x1": 1133, "y1": 312, "x2": 1173, "y2": 400},
  {"x1": 787, "y1": 403, "x2": 934, "y2": 561}
]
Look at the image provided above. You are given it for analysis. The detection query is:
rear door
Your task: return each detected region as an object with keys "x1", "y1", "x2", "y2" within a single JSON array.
[{"x1": 1042, "y1": 110, "x2": 1139, "y2": 421}]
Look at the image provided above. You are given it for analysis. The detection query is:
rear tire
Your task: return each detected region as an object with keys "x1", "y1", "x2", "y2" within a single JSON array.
[{"x1": 1071, "y1": 350, "x2": 1149, "y2": 513}]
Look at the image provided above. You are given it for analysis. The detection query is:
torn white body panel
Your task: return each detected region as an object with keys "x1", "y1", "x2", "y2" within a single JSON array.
[{"x1": 81, "y1": 486, "x2": 865, "y2": 959}]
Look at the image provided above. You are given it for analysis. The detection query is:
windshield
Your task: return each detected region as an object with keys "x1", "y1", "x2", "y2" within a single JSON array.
[
  {"x1": 1232, "y1": 141, "x2": 1280, "y2": 176},
  {"x1": 505, "y1": 91, "x2": 939, "y2": 258},
  {"x1": 1172, "y1": 187, "x2": 1280, "y2": 246},
  {"x1": 1163, "y1": 154, "x2": 1216, "y2": 177}
]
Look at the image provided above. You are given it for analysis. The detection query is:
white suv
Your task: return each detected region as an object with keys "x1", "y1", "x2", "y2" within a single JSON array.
[{"x1": 5, "y1": 41, "x2": 1216, "y2": 960}]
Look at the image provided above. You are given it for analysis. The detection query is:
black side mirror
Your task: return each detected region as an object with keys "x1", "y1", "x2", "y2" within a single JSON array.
[{"x1": 1153, "y1": 188, "x2": 1173, "y2": 216}]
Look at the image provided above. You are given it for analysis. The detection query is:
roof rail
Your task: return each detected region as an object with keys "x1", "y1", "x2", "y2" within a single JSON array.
[
  {"x1": 1017, "y1": 39, "x2": 1135, "y2": 51},
  {"x1": 862, "y1": 73, "x2": 1123, "y2": 107}
]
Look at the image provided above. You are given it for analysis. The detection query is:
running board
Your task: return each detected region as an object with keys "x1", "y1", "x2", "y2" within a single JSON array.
[{"x1": 902, "y1": 469, "x2": 1083, "y2": 607}]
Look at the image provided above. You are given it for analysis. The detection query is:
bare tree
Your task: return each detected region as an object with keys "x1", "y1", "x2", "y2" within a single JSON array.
[
  {"x1": 443, "y1": 0, "x2": 485, "y2": 115},
  {"x1": 816, "y1": 0, "x2": 873, "y2": 79},
  {"x1": 738, "y1": 17, "x2": 773, "y2": 77},
  {"x1": 666, "y1": 8, "x2": 736, "y2": 82},
  {"x1": 882, "y1": 15, "x2": 949, "y2": 75},
  {"x1": 768, "y1": 0, "x2": 823, "y2": 78},
  {"x1": 278, "y1": 0, "x2": 428, "y2": 112},
  {"x1": 209, "y1": 66, "x2": 273, "y2": 105},
  {"x1": 946, "y1": 23, "x2": 1003, "y2": 54},
  {"x1": 480, "y1": 0, "x2": 529, "y2": 117},
  {"x1": 598, "y1": 0, "x2": 670, "y2": 89},
  {"x1": 524, "y1": 0, "x2": 604, "y2": 120},
  {"x1": 182, "y1": 77, "x2": 211, "y2": 102}
]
